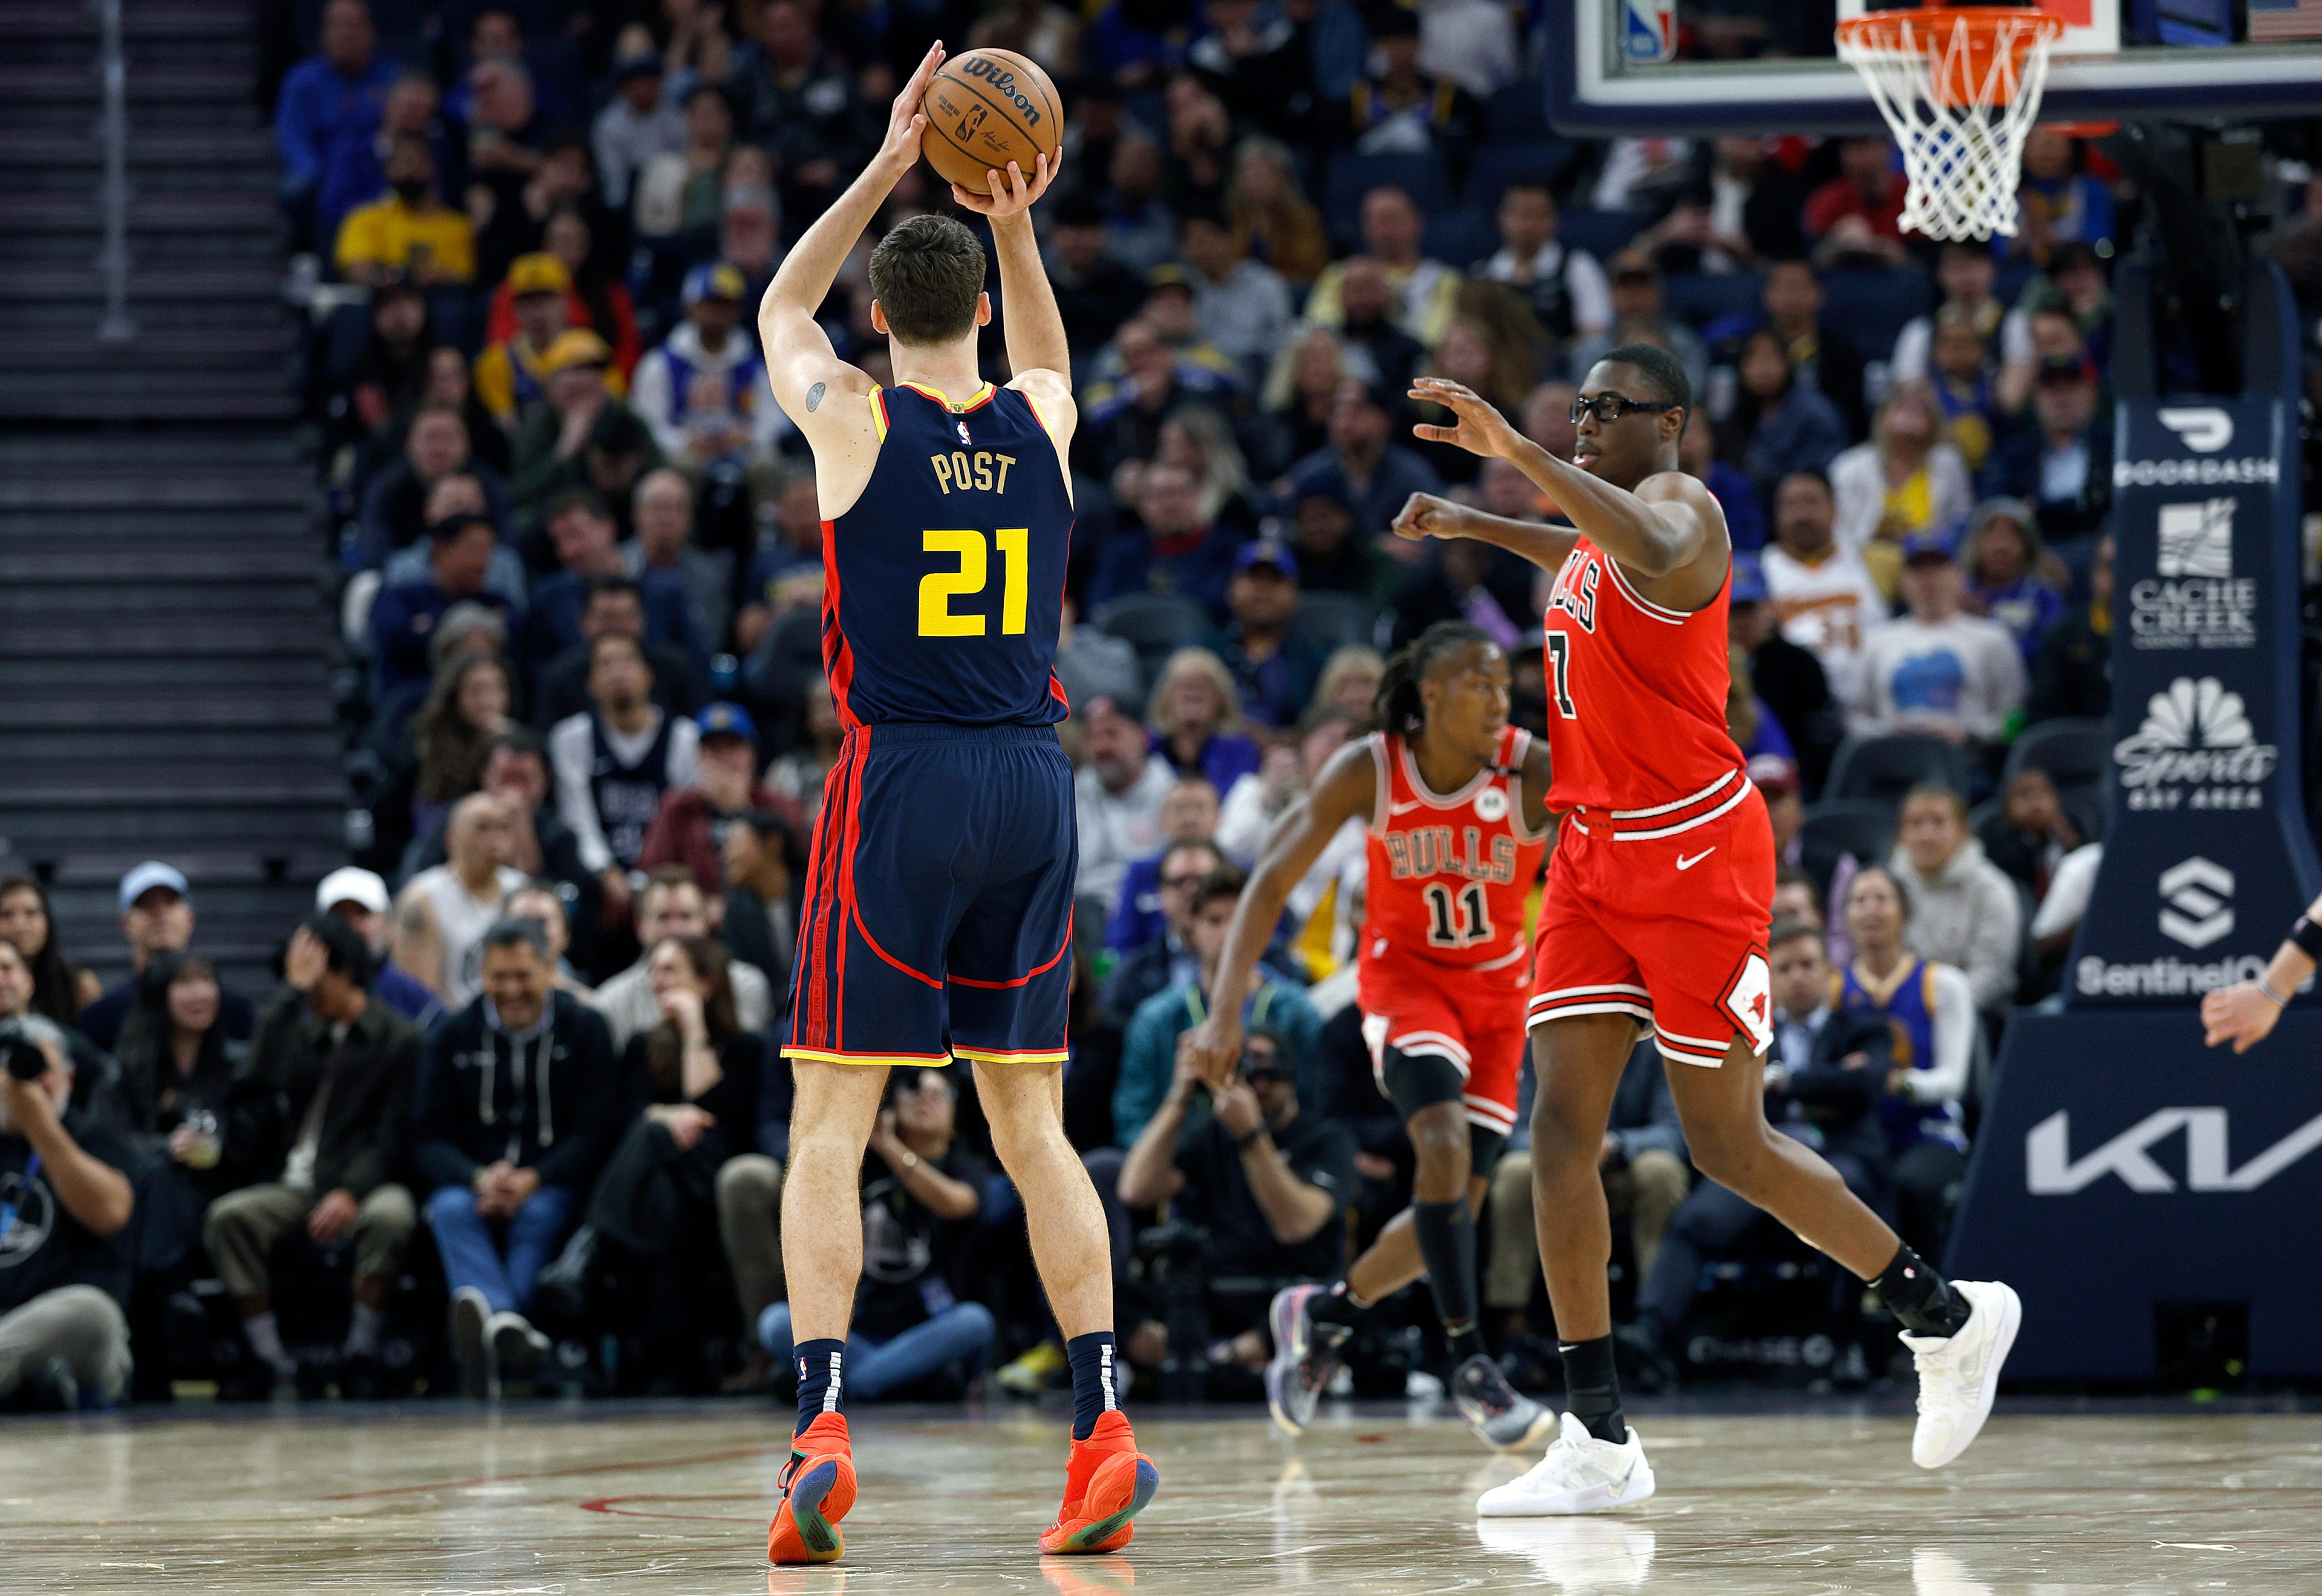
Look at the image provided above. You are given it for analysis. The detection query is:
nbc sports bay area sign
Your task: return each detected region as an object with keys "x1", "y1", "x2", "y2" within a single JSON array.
[{"x1": 2113, "y1": 676, "x2": 2278, "y2": 814}]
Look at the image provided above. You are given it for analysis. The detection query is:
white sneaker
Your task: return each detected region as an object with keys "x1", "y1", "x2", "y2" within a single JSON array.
[
  {"x1": 1901, "y1": 1278, "x2": 2021, "y2": 1468},
  {"x1": 1476, "y1": 1413, "x2": 1656, "y2": 1517}
]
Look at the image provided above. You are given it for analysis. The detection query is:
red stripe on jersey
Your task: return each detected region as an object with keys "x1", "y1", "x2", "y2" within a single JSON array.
[
  {"x1": 820, "y1": 518, "x2": 862, "y2": 734},
  {"x1": 950, "y1": 907, "x2": 1075, "y2": 989}
]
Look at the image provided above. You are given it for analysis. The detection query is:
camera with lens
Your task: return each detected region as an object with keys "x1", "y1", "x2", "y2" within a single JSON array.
[{"x1": 2, "y1": 1028, "x2": 48, "y2": 1082}]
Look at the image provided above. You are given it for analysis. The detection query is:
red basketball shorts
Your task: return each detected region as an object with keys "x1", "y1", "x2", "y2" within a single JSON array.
[
  {"x1": 1356, "y1": 942, "x2": 1529, "y2": 1140},
  {"x1": 1527, "y1": 786, "x2": 1777, "y2": 1068}
]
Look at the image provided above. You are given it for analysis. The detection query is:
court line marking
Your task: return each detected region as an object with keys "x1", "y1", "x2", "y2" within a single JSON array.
[{"x1": 318, "y1": 1443, "x2": 782, "y2": 1501}]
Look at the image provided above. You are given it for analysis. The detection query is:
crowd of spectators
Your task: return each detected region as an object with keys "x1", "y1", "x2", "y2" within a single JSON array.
[{"x1": 7, "y1": 0, "x2": 2319, "y2": 1413}]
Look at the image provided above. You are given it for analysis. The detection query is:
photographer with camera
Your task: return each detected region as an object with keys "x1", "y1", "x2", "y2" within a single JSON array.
[
  {"x1": 0, "y1": 1014, "x2": 137, "y2": 1409},
  {"x1": 1116, "y1": 1026, "x2": 1354, "y2": 1375}
]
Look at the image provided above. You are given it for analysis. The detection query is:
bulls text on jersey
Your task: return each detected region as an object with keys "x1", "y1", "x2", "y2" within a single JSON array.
[{"x1": 1381, "y1": 825, "x2": 1521, "y2": 886}]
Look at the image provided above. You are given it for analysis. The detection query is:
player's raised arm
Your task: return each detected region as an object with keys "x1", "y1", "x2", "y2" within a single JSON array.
[
  {"x1": 1182, "y1": 741, "x2": 1380, "y2": 1085},
  {"x1": 757, "y1": 41, "x2": 948, "y2": 426},
  {"x1": 1410, "y1": 377, "x2": 1725, "y2": 603},
  {"x1": 1391, "y1": 492, "x2": 1581, "y2": 577},
  {"x1": 953, "y1": 154, "x2": 1078, "y2": 457}
]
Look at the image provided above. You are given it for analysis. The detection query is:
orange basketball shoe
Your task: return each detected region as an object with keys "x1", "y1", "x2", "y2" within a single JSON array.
[
  {"x1": 1039, "y1": 1412, "x2": 1160, "y2": 1555},
  {"x1": 767, "y1": 1413, "x2": 857, "y2": 1565}
]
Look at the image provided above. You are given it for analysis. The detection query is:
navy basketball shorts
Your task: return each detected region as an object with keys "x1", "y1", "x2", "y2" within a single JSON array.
[{"x1": 784, "y1": 721, "x2": 1076, "y2": 1069}]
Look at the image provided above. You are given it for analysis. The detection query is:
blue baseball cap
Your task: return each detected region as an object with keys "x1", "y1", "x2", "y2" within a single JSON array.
[
  {"x1": 683, "y1": 261, "x2": 747, "y2": 306},
  {"x1": 1233, "y1": 539, "x2": 1299, "y2": 580},
  {"x1": 119, "y1": 860, "x2": 189, "y2": 912},
  {"x1": 1729, "y1": 554, "x2": 1768, "y2": 606},
  {"x1": 697, "y1": 701, "x2": 758, "y2": 743},
  {"x1": 1901, "y1": 530, "x2": 1960, "y2": 564}
]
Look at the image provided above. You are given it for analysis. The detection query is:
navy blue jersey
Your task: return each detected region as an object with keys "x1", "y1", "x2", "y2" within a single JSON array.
[{"x1": 822, "y1": 381, "x2": 1073, "y2": 730}]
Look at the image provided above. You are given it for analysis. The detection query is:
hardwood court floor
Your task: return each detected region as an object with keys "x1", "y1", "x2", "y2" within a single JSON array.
[{"x1": 6, "y1": 1399, "x2": 2321, "y2": 1593}]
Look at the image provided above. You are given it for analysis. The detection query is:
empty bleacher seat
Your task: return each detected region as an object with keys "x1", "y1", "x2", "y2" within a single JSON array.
[
  {"x1": 1090, "y1": 593, "x2": 1212, "y2": 682},
  {"x1": 1462, "y1": 140, "x2": 1587, "y2": 212},
  {"x1": 1818, "y1": 267, "x2": 1936, "y2": 364},
  {"x1": 1663, "y1": 270, "x2": 1768, "y2": 335},
  {"x1": 1824, "y1": 733, "x2": 1971, "y2": 803},
  {"x1": 1422, "y1": 207, "x2": 1500, "y2": 271},
  {"x1": 1799, "y1": 799, "x2": 1901, "y2": 895},
  {"x1": 1288, "y1": 592, "x2": 1376, "y2": 655},
  {"x1": 1556, "y1": 209, "x2": 1653, "y2": 262},
  {"x1": 1324, "y1": 154, "x2": 1448, "y2": 248},
  {"x1": 2002, "y1": 717, "x2": 2111, "y2": 805}
]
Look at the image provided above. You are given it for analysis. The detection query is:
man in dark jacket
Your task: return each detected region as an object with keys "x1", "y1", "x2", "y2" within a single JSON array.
[
  {"x1": 1621, "y1": 920, "x2": 1893, "y2": 1381},
  {"x1": 204, "y1": 915, "x2": 421, "y2": 1391},
  {"x1": 415, "y1": 918, "x2": 617, "y2": 1398}
]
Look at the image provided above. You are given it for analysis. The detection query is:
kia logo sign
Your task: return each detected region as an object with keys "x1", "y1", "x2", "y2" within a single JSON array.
[
  {"x1": 2158, "y1": 407, "x2": 2235, "y2": 453},
  {"x1": 2028, "y1": 1108, "x2": 2322, "y2": 1193},
  {"x1": 2158, "y1": 857, "x2": 2235, "y2": 950}
]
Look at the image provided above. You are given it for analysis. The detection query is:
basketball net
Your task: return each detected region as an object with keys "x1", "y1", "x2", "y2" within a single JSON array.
[{"x1": 1835, "y1": 5, "x2": 2064, "y2": 241}]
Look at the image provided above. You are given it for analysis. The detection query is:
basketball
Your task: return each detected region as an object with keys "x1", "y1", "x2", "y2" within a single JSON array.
[{"x1": 919, "y1": 48, "x2": 1062, "y2": 195}]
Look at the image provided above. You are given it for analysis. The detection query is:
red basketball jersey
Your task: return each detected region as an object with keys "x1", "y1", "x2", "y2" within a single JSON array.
[
  {"x1": 1540, "y1": 535, "x2": 1749, "y2": 832},
  {"x1": 1359, "y1": 725, "x2": 1549, "y2": 978}
]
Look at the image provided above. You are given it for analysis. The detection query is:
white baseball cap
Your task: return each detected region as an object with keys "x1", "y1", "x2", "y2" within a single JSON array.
[{"x1": 316, "y1": 866, "x2": 392, "y2": 916}]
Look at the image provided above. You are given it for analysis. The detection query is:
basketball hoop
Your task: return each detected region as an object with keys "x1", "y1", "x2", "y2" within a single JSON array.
[{"x1": 1836, "y1": 4, "x2": 2065, "y2": 242}]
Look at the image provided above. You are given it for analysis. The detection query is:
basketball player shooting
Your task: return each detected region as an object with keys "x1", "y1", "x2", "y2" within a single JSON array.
[
  {"x1": 1394, "y1": 352, "x2": 2020, "y2": 1516},
  {"x1": 753, "y1": 43, "x2": 1157, "y2": 1565}
]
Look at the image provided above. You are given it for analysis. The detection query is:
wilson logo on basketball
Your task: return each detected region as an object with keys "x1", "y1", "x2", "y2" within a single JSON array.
[{"x1": 962, "y1": 57, "x2": 1042, "y2": 125}]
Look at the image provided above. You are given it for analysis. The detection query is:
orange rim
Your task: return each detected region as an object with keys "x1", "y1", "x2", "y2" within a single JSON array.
[{"x1": 1836, "y1": 5, "x2": 2066, "y2": 108}]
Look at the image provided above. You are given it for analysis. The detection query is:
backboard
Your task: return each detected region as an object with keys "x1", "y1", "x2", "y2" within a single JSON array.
[{"x1": 1547, "y1": 0, "x2": 2322, "y2": 135}]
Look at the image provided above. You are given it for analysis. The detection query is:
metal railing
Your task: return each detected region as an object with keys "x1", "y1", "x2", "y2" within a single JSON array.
[{"x1": 94, "y1": 0, "x2": 135, "y2": 342}]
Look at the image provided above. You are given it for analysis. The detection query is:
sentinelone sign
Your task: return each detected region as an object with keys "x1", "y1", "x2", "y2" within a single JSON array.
[{"x1": 1949, "y1": 259, "x2": 2322, "y2": 1380}]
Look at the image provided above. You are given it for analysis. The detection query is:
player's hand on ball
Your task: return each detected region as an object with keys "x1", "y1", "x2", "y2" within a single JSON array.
[
  {"x1": 1391, "y1": 492, "x2": 1467, "y2": 543},
  {"x1": 877, "y1": 40, "x2": 946, "y2": 174},
  {"x1": 1409, "y1": 378, "x2": 1520, "y2": 460},
  {"x1": 1183, "y1": 1013, "x2": 1243, "y2": 1090},
  {"x1": 2202, "y1": 981, "x2": 2283, "y2": 1054},
  {"x1": 952, "y1": 154, "x2": 1052, "y2": 217}
]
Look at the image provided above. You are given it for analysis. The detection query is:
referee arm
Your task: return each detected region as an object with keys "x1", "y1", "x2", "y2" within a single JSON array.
[{"x1": 2203, "y1": 891, "x2": 2322, "y2": 1053}]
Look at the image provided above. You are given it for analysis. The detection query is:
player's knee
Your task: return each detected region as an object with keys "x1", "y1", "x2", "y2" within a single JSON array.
[
  {"x1": 1408, "y1": 1102, "x2": 1470, "y2": 1176},
  {"x1": 1688, "y1": 1123, "x2": 1774, "y2": 1197}
]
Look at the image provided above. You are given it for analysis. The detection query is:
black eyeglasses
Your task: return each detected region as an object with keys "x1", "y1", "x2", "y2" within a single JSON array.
[
  {"x1": 1570, "y1": 393, "x2": 1680, "y2": 426},
  {"x1": 1159, "y1": 874, "x2": 1205, "y2": 890}
]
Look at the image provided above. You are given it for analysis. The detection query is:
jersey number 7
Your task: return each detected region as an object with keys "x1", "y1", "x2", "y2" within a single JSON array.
[
  {"x1": 1546, "y1": 630, "x2": 1577, "y2": 719},
  {"x1": 920, "y1": 528, "x2": 1030, "y2": 637}
]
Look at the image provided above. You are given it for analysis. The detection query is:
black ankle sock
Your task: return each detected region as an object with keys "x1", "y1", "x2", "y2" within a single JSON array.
[
  {"x1": 1559, "y1": 1335, "x2": 1627, "y2": 1444},
  {"x1": 1411, "y1": 1196, "x2": 1482, "y2": 1357},
  {"x1": 793, "y1": 1338, "x2": 846, "y2": 1437},
  {"x1": 1873, "y1": 1243, "x2": 1971, "y2": 1338},
  {"x1": 1309, "y1": 1279, "x2": 1373, "y2": 1329},
  {"x1": 1066, "y1": 1331, "x2": 1122, "y2": 1441}
]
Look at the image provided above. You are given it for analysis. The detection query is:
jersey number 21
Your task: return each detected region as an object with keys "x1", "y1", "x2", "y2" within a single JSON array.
[{"x1": 920, "y1": 528, "x2": 1029, "y2": 637}]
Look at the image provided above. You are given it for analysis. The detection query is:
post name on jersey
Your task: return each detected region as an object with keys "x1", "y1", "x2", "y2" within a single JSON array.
[
  {"x1": 1547, "y1": 555, "x2": 1599, "y2": 633},
  {"x1": 1383, "y1": 823, "x2": 1519, "y2": 885},
  {"x1": 931, "y1": 450, "x2": 1016, "y2": 496}
]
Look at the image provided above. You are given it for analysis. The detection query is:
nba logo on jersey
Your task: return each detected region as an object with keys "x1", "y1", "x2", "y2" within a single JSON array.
[
  {"x1": 1624, "y1": 0, "x2": 1676, "y2": 61},
  {"x1": 957, "y1": 420, "x2": 972, "y2": 445}
]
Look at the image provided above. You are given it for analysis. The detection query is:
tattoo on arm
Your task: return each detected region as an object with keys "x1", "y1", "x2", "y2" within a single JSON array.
[
  {"x1": 805, "y1": 381, "x2": 825, "y2": 412},
  {"x1": 397, "y1": 899, "x2": 430, "y2": 938}
]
